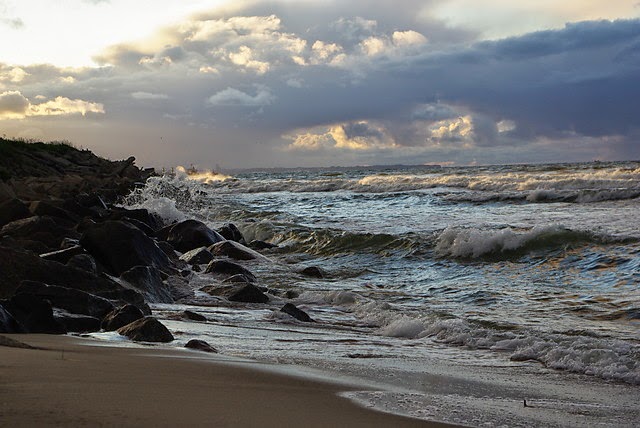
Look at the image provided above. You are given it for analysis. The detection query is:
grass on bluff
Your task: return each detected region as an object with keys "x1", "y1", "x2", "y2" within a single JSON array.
[{"x1": 0, "y1": 137, "x2": 79, "y2": 180}]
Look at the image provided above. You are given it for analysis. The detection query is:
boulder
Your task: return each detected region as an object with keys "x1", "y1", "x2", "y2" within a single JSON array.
[
  {"x1": 185, "y1": 339, "x2": 217, "y2": 353},
  {"x1": 280, "y1": 303, "x2": 314, "y2": 322},
  {"x1": 15, "y1": 281, "x2": 115, "y2": 318},
  {"x1": 222, "y1": 274, "x2": 254, "y2": 284},
  {"x1": 53, "y1": 309, "x2": 101, "y2": 333},
  {"x1": 66, "y1": 253, "x2": 98, "y2": 273},
  {"x1": 227, "y1": 284, "x2": 269, "y2": 304},
  {"x1": 179, "y1": 247, "x2": 214, "y2": 265},
  {"x1": 166, "y1": 219, "x2": 225, "y2": 253},
  {"x1": 300, "y1": 266, "x2": 326, "y2": 279},
  {"x1": 39, "y1": 245, "x2": 85, "y2": 264},
  {"x1": 120, "y1": 265, "x2": 173, "y2": 303},
  {"x1": 117, "y1": 316, "x2": 174, "y2": 342},
  {"x1": 108, "y1": 208, "x2": 163, "y2": 231},
  {"x1": 208, "y1": 240, "x2": 266, "y2": 261},
  {"x1": 248, "y1": 240, "x2": 278, "y2": 250},
  {"x1": 29, "y1": 201, "x2": 79, "y2": 223},
  {"x1": 0, "y1": 303, "x2": 24, "y2": 333},
  {"x1": 1, "y1": 215, "x2": 77, "y2": 250},
  {"x1": 0, "y1": 198, "x2": 31, "y2": 228},
  {"x1": 217, "y1": 223, "x2": 246, "y2": 244},
  {"x1": 80, "y1": 220, "x2": 171, "y2": 276},
  {"x1": 204, "y1": 260, "x2": 257, "y2": 282},
  {"x1": 1, "y1": 294, "x2": 66, "y2": 334},
  {"x1": 182, "y1": 310, "x2": 207, "y2": 322},
  {"x1": 101, "y1": 304, "x2": 144, "y2": 331}
]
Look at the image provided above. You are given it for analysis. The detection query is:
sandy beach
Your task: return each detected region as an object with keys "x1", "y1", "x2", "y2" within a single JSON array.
[{"x1": 0, "y1": 334, "x2": 454, "y2": 427}]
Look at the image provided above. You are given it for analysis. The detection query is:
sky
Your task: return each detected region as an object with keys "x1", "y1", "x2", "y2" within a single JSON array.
[{"x1": 1, "y1": 0, "x2": 639, "y2": 169}]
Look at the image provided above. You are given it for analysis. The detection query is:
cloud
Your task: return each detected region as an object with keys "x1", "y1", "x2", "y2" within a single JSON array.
[
  {"x1": 287, "y1": 121, "x2": 396, "y2": 151},
  {"x1": 0, "y1": 91, "x2": 104, "y2": 120},
  {"x1": 131, "y1": 91, "x2": 170, "y2": 100},
  {"x1": 207, "y1": 86, "x2": 275, "y2": 107}
]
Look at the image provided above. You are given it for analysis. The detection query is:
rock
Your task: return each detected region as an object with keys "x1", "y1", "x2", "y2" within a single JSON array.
[
  {"x1": 248, "y1": 240, "x2": 278, "y2": 250},
  {"x1": 0, "y1": 303, "x2": 24, "y2": 333},
  {"x1": 120, "y1": 265, "x2": 173, "y2": 303},
  {"x1": 166, "y1": 219, "x2": 225, "y2": 253},
  {"x1": 179, "y1": 247, "x2": 214, "y2": 265},
  {"x1": 117, "y1": 316, "x2": 174, "y2": 342},
  {"x1": 280, "y1": 303, "x2": 314, "y2": 322},
  {"x1": 0, "y1": 246, "x2": 149, "y2": 312},
  {"x1": 101, "y1": 304, "x2": 144, "y2": 331},
  {"x1": 0, "y1": 181, "x2": 16, "y2": 202},
  {"x1": 217, "y1": 223, "x2": 246, "y2": 244},
  {"x1": 182, "y1": 310, "x2": 207, "y2": 321},
  {"x1": 1, "y1": 215, "x2": 77, "y2": 250},
  {"x1": 227, "y1": 284, "x2": 269, "y2": 304},
  {"x1": 209, "y1": 240, "x2": 266, "y2": 261},
  {"x1": 29, "y1": 201, "x2": 79, "y2": 223},
  {"x1": 80, "y1": 220, "x2": 171, "y2": 276},
  {"x1": 285, "y1": 290, "x2": 300, "y2": 299},
  {"x1": 16, "y1": 281, "x2": 115, "y2": 318},
  {"x1": 108, "y1": 208, "x2": 163, "y2": 231},
  {"x1": 66, "y1": 253, "x2": 98, "y2": 273},
  {"x1": 0, "y1": 198, "x2": 31, "y2": 228},
  {"x1": 222, "y1": 274, "x2": 254, "y2": 284},
  {"x1": 1, "y1": 294, "x2": 66, "y2": 334},
  {"x1": 53, "y1": 309, "x2": 101, "y2": 333},
  {"x1": 185, "y1": 339, "x2": 217, "y2": 353},
  {"x1": 300, "y1": 266, "x2": 326, "y2": 279},
  {"x1": 204, "y1": 260, "x2": 257, "y2": 282},
  {"x1": 39, "y1": 245, "x2": 85, "y2": 264}
]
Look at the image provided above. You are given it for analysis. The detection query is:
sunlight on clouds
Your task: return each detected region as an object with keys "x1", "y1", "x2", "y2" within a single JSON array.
[
  {"x1": 392, "y1": 30, "x2": 428, "y2": 47},
  {"x1": 287, "y1": 121, "x2": 396, "y2": 151},
  {"x1": 497, "y1": 119, "x2": 516, "y2": 133},
  {"x1": 428, "y1": 116, "x2": 474, "y2": 145},
  {"x1": 0, "y1": 91, "x2": 104, "y2": 120},
  {"x1": 228, "y1": 46, "x2": 270, "y2": 74}
]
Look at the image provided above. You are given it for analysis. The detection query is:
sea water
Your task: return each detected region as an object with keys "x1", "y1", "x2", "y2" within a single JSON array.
[{"x1": 119, "y1": 161, "x2": 640, "y2": 426}]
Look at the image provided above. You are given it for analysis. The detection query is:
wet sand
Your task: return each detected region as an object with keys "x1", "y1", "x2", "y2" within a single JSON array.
[{"x1": 0, "y1": 334, "x2": 455, "y2": 427}]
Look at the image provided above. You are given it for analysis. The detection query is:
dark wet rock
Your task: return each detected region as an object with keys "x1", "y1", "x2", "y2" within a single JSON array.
[
  {"x1": 179, "y1": 246, "x2": 214, "y2": 265},
  {"x1": 117, "y1": 316, "x2": 174, "y2": 342},
  {"x1": 185, "y1": 339, "x2": 217, "y2": 353},
  {"x1": 209, "y1": 240, "x2": 264, "y2": 261},
  {"x1": 182, "y1": 310, "x2": 207, "y2": 322},
  {"x1": 40, "y1": 245, "x2": 85, "y2": 264},
  {"x1": 119, "y1": 218, "x2": 156, "y2": 237},
  {"x1": 166, "y1": 219, "x2": 225, "y2": 253},
  {"x1": 217, "y1": 223, "x2": 246, "y2": 244},
  {"x1": 1, "y1": 294, "x2": 66, "y2": 334},
  {"x1": 80, "y1": 220, "x2": 171, "y2": 276},
  {"x1": 1, "y1": 215, "x2": 77, "y2": 250},
  {"x1": 97, "y1": 288, "x2": 151, "y2": 316},
  {"x1": 66, "y1": 253, "x2": 98, "y2": 273},
  {"x1": 280, "y1": 303, "x2": 314, "y2": 322},
  {"x1": 29, "y1": 201, "x2": 79, "y2": 223},
  {"x1": 248, "y1": 240, "x2": 278, "y2": 250},
  {"x1": 120, "y1": 265, "x2": 173, "y2": 303},
  {"x1": 0, "y1": 235, "x2": 51, "y2": 254},
  {"x1": 0, "y1": 198, "x2": 31, "y2": 228},
  {"x1": 192, "y1": 264, "x2": 201, "y2": 273},
  {"x1": 108, "y1": 208, "x2": 163, "y2": 232},
  {"x1": 285, "y1": 290, "x2": 300, "y2": 299},
  {"x1": 204, "y1": 260, "x2": 257, "y2": 282},
  {"x1": 53, "y1": 308, "x2": 100, "y2": 333},
  {"x1": 16, "y1": 281, "x2": 115, "y2": 318},
  {"x1": 222, "y1": 274, "x2": 253, "y2": 284},
  {"x1": 101, "y1": 304, "x2": 144, "y2": 331},
  {"x1": 60, "y1": 237, "x2": 80, "y2": 249},
  {"x1": 0, "y1": 303, "x2": 24, "y2": 333},
  {"x1": 300, "y1": 266, "x2": 326, "y2": 279},
  {"x1": 165, "y1": 275, "x2": 195, "y2": 302},
  {"x1": 227, "y1": 284, "x2": 269, "y2": 304}
]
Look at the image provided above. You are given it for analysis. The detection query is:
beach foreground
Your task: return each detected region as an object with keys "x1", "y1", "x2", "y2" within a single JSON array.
[{"x1": 0, "y1": 334, "x2": 454, "y2": 427}]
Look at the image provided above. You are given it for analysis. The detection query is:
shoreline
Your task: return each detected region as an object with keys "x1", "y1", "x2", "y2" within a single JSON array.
[{"x1": 0, "y1": 334, "x2": 456, "y2": 427}]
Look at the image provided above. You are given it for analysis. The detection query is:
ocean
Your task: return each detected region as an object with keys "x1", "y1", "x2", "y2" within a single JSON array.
[{"x1": 116, "y1": 161, "x2": 639, "y2": 427}]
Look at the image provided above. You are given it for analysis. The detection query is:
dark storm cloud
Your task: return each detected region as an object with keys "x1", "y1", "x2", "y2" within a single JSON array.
[{"x1": 4, "y1": 1, "x2": 639, "y2": 167}]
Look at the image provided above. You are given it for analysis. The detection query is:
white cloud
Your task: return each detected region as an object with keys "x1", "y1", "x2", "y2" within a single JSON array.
[
  {"x1": 392, "y1": 30, "x2": 428, "y2": 46},
  {"x1": 287, "y1": 121, "x2": 396, "y2": 151},
  {"x1": 228, "y1": 46, "x2": 270, "y2": 74},
  {"x1": 207, "y1": 86, "x2": 275, "y2": 107},
  {"x1": 131, "y1": 91, "x2": 170, "y2": 100},
  {"x1": 0, "y1": 91, "x2": 104, "y2": 120}
]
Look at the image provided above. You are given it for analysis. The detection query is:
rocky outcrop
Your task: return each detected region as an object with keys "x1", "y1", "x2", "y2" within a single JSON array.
[
  {"x1": 217, "y1": 223, "x2": 246, "y2": 244},
  {"x1": 204, "y1": 260, "x2": 257, "y2": 282},
  {"x1": 280, "y1": 303, "x2": 314, "y2": 322},
  {"x1": 80, "y1": 220, "x2": 171, "y2": 276},
  {"x1": 101, "y1": 304, "x2": 145, "y2": 331},
  {"x1": 15, "y1": 281, "x2": 115, "y2": 318},
  {"x1": 185, "y1": 339, "x2": 217, "y2": 353},
  {"x1": 0, "y1": 198, "x2": 31, "y2": 227},
  {"x1": 166, "y1": 219, "x2": 225, "y2": 253},
  {"x1": 117, "y1": 316, "x2": 174, "y2": 342},
  {"x1": 1, "y1": 294, "x2": 65, "y2": 334},
  {"x1": 179, "y1": 247, "x2": 214, "y2": 265},
  {"x1": 120, "y1": 265, "x2": 173, "y2": 304}
]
